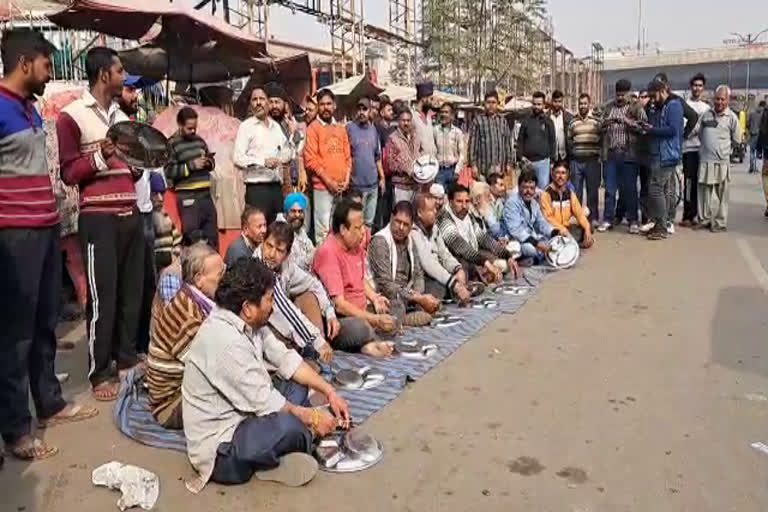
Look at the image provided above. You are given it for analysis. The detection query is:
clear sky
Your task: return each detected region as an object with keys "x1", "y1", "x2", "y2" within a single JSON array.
[{"x1": 241, "y1": 0, "x2": 768, "y2": 57}]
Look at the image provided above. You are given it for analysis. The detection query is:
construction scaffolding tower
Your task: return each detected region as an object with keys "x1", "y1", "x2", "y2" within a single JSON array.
[
  {"x1": 389, "y1": 0, "x2": 420, "y2": 85},
  {"x1": 329, "y1": 0, "x2": 365, "y2": 79}
]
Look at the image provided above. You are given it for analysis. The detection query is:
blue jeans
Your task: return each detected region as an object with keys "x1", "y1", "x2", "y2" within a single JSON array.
[
  {"x1": 360, "y1": 187, "x2": 378, "y2": 227},
  {"x1": 313, "y1": 189, "x2": 336, "y2": 244},
  {"x1": 603, "y1": 155, "x2": 638, "y2": 223},
  {"x1": 530, "y1": 158, "x2": 551, "y2": 188},
  {"x1": 569, "y1": 159, "x2": 600, "y2": 223},
  {"x1": 436, "y1": 164, "x2": 456, "y2": 188}
]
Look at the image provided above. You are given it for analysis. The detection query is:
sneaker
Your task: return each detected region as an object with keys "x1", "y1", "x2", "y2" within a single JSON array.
[
  {"x1": 666, "y1": 222, "x2": 675, "y2": 234},
  {"x1": 597, "y1": 222, "x2": 613, "y2": 232},
  {"x1": 590, "y1": 220, "x2": 600, "y2": 231},
  {"x1": 639, "y1": 222, "x2": 655, "y2": 234},
  {"x1": 255, "y1": 453, "x2": 318, "y2": 487},
  {"x1": 629, "y1": 223, "x2": 640, "y2": 234}
]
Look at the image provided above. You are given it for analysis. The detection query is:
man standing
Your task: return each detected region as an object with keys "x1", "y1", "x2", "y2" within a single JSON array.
[
  {"x1": 1, "y1": 28, "x2": 98, "y2": 461},
  {"x1": 412, "y1": 81, "x2": 437, "y2": 158},
  {"x1": 434, "y1": 102, "x2": 465, "y2": 188},
  {"x1": 233, "y1": 87, "x2": 290, "y2": 224},
  {"x1": 599, "y1": 79, "x2": 646, "y2": 233},
  {"x1": 166, "y1": 107, "x2": 218, "y2": 247},
  {"x1": 760, "y1": 102, "x2": 768, "y2": 217},
  {"x1": 374, "y1": 95, "x2": 397, "y2": 231},
  {"x1": 568, "y1": 93, "x2": 601, "y2": 226},
  {"x1": 304, "y1": 89, "x2": 352, "y2": 243},
  {"x1": 695, "y1": 86, "x2": 741, "y2": 232},
  {"x1": 680, "y1": 73, "x2": 710, "y2": 227},
  {"x1": 346, "y1": 97, "x2": 384, "y2": 227},
  {"x1": 517, "y1": 91, "x2": 556, "y2": 188},
  {"x1": 469, "y1": 90, "x2": 515, "y2": 182},
  {"x1": 642, "y1": 80, "x2": 684, "y2": 241},
  {"x1": 58, "y1": 47, "x2": 144, "y2": 401},
  {"x1": 549, "y1": 90, "x2": 572, "y2": 163},
  {"x1": 385, "y1": 107, "x2": 422, "y2": 204},
  {"x1": 748, "y1": 101, "x2": 765, "y2": 174}
]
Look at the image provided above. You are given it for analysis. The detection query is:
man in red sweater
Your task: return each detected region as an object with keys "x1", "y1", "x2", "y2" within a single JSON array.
[
  {"x1": 0, "y1": 29, "x2": 97, "y2": 462},
  {"x1": 303, "y1": 89, "x2": 351, "y2": 243},
  {"x1": 57, "y1": 47, "x2": 145, "y2": 402}
]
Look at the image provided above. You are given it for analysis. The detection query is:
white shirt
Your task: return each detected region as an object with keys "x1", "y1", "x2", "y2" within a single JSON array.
[
  {"x1": 233, "y1": 116, "x2": 290, "y2": 184},
  {"x1": 550, "y1": 111, "x2": 566, "y2": 160},
  {"x1": 412, "y1": 108, "x2": 437, "y2": 158}
]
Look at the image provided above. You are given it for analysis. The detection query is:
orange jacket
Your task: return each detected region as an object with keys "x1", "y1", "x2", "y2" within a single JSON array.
[
  {"x1": 540, "y1": 185, "x2": 590, "y2": 233},
  {"x1": 303, "y1": 121, "x2": 352, "y2": 190}
]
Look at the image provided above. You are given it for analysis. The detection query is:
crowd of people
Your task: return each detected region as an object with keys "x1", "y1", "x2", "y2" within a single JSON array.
[{"x1": 0, "y1": 26, "x2": 764, "y2": 486}]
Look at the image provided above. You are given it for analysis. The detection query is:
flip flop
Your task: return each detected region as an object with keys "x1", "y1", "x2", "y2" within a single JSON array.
[
  {"x1": 92, "y1": 381, "x2": 120, "y2": 402},
  {"x1": 38, "y1": 403, "x2": 99, "y2": 429},
  {"x1": 10, "y1": 437, "x2": 59, "y2": 461}
]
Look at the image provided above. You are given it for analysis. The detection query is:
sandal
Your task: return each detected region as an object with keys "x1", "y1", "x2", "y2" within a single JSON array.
[
  {"x1": 92, "y1": 381, "x2": 120, "y2": 402},
  {"x1": 10, "y1": 436, "x2": 59, "y2": 461},
  {"x1": 38, "y1": 403, "x2": 99, "y2": 429}
]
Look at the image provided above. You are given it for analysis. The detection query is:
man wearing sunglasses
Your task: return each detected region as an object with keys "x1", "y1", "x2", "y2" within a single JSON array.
[{"x1": 680, "y1": 73, "x2": 711, "y2": 228}]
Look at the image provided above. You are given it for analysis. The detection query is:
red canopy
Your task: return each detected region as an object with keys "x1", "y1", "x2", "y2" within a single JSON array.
[{"x1": 48, "y1": 0, "x2": 265, "y2": 56}]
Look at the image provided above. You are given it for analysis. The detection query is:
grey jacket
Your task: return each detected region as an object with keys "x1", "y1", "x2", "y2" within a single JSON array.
[{"x1": 412, "y1": 222, "x2": 462, "y2": 288}]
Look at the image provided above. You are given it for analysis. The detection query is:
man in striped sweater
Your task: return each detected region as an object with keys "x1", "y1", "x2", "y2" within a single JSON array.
[
  {"x1": 1, "y1": 29, "x2": 97, "y2": 461},
  {"x1": 58, "y1": 47, "x2": 145, "y2": 402},
  {"x1": 165, "y1": 107, "x2": 218, "y2": 249},
  {"x1": 148, "y1": 242, "x2": 224, "y2": 429},
  {"x1": 567, "y1": 93, "x2": 602, "y2": 227}
]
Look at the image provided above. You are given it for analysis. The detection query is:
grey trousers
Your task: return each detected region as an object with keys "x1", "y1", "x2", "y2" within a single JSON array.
[
  {"x1": 648, "y1": 163, "x2": 675, "y2": 228},
  {"x1": 697, "y1": 180, "x2": 729, "y2": 229}
]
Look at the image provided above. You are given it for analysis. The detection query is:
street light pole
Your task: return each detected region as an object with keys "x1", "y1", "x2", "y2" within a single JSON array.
[{"x1": 731, "y1": 29, "x2": 768, "y2": 105}]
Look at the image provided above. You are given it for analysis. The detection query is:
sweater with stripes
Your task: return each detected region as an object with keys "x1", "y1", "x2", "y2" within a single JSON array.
[
  {"x1": 165, "y1": 133, "x2": 214, "y2": 191},
  {"x1": 0, "y1": 85, "x2": 58, "y2": 228},
  {"x1": 57, "y1": 91, "x2": 137, "y2": 214},
  {"x1": 147, "y1": 284, "x2": 211, "y2": 427}
]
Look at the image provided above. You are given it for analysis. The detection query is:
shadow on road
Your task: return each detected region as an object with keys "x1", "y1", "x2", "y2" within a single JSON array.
[{"x1": 711, "y1": 286, "x2": 768, "y2": 378}]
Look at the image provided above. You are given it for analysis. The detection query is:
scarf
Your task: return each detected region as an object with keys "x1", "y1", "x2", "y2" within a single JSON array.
[{"x1": 373, "y1": 223, "x2": 415, "y2": 290}]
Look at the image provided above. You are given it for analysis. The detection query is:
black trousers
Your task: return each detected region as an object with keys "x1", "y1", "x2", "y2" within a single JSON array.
[
  {"x1": 682, "y1": 152, "x2": 700, "y2": 222},
  {"x1": 136, "y1": 213, "x2": 156, "y2": 354},
  {"x1": 245, "y1": 182, "x2": 283, "y2": 225},
  {"x1": 638, "y1": 162, "x2": 651, "y2": 224},
  {"x1": 79, "y1": 210, "x2": 143, "y2": 387},
  {"x1": 176, "y1": 189, "x2": 218, "y2": 250},
  {"x1": 374, "y1": 178, "x2": 393, "y2": 234},
  {"x1": 0, "y1": 226, "x2": 66, "y2": 443}
]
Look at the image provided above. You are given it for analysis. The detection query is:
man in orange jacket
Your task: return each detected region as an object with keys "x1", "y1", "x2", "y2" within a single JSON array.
[
  {"x1": 540, "y1": 161, "x2": 594, "y2": 249},
  {"x1": 303, "y1": 89, "x2": 352, "y2": 243}
]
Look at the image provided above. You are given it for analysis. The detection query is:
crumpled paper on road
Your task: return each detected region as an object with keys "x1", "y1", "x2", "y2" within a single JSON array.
[{"x1": 92, "y1": 461, "x2": 159, "y2": 510}]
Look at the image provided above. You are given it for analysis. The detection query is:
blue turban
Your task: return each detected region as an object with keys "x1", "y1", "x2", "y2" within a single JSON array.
[{"x1": 284, "y1": 192, "x2": 308, "y2": 212}]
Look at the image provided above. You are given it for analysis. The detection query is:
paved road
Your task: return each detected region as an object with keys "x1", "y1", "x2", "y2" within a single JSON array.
[{"x1": 2, "y1": 163, "x2": 768, "y2": 512}]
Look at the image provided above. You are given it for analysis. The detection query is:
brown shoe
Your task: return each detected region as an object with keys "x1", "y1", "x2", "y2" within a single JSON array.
[{"x1": 678, "y1": 220, "x2": 693, "y2": 228}]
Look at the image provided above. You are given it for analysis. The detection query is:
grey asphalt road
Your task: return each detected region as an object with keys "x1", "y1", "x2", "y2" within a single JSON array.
[{"x1": 2, "y1": 162, "x2": 768, "y2": 512}]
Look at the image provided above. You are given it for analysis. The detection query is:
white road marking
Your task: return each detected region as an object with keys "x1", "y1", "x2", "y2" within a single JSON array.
[{"x1": 737, "y1": 238, "x2": 768, "y2": 293}]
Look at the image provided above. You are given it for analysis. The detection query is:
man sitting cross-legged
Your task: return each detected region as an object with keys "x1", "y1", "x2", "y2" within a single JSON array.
[
  {"x1": 224, "y1": 205, "x2": 267, "y2": 267},
  {"x1": 411, "y1": 193, "x2": 472, "y2": 303},
  {"x1": 368, "y1": 201, "x2": 442, "y2": 327},
  {"x1": 437, "y1": 183, "x2": 520, "y2": 283},
  {"x1": 182, "y1": 258, "x2": 350, "y2": 493},
  {"x1": 312, "y1": 199, "x2": 396, "y2": 357},
  {"x1": 147, "y1": 242, "x2": 224, "y2": 429},
  {"x1": 256, "y1": 221, "x2": 339, "y2": 362},
  {"x1": 540, "y1": 160, "x2": 595, "y2": 249},
  {"x1": 502, "y1": 168, "x2": 562, "y2": 262}
]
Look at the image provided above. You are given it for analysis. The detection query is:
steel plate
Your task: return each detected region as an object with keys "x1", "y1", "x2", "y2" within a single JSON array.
[
  {"x1": 492, "y1": 284, "x2": 532, "y2": 296},
  {"x1": 334, "y1": 369, "x2": 364, "y2": 389},
  {"x1": 107, "y1": 121, "x2": 170, "y2": 168},
  {"x1": 471, "y1": 299, "x2": 499, "y2": 309},
  {"x1": 317, "y1": 431, "x2": 384, "y2": 473},
  {"x1": 545, "y1": 235, "x2": 580, "y2": 269}
]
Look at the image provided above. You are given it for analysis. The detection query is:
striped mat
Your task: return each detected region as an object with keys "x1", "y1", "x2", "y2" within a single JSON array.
[{"x1": 113, "y1": 268, "x2": 549, "y2": 452}]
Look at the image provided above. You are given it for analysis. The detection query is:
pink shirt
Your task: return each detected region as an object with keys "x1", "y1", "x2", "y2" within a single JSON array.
[{"x1": 312, "y1": 234, "x2": 367, "y2": 311}]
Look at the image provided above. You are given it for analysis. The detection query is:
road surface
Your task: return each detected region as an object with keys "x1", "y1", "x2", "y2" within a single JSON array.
[{"x1": 2, "y1": 163, "x2": 768, "y2": 512}]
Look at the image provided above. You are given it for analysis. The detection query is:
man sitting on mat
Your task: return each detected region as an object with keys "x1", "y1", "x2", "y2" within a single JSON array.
[
  {"x1": 256, "y1": 221, "x2": 338, "y2": 363},
  {"x1": 182, "y1": 258, "x2": 350, "y2": 493},
  {"x1": 540, "y1": 160, "x2": 595, "y2": 249},
  {"x1": 411, "y1": 193, "x2": 472, "y2": 303},
  {"x1": 368, "y1": 201, "x2": 441, "y2": 327},
  {"x1": 224, "y1": 205, "x2": 267, "y2": 267},
  {"x1": 148, "y1": 242, "x2": 223, "y2": 429},
  {"x1": 313, "y1": 199, "x2": 396, "y2": 357}
]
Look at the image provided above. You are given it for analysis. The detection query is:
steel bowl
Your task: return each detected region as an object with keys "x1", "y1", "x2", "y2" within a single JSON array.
[{"x1": 492, "y1": 284, "x2": 532, "y2": 296}]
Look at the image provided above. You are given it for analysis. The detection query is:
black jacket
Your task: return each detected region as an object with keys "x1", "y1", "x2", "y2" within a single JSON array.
[
  {"x1": 517, "y1": 113, "x2": 556, "y2": 162},
  {"x1": 759, "y1": 108, "x2": 768, "y2": 152},
  {"x1": 670, "y1": 92, "x2": 700, "y2": 139}
]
